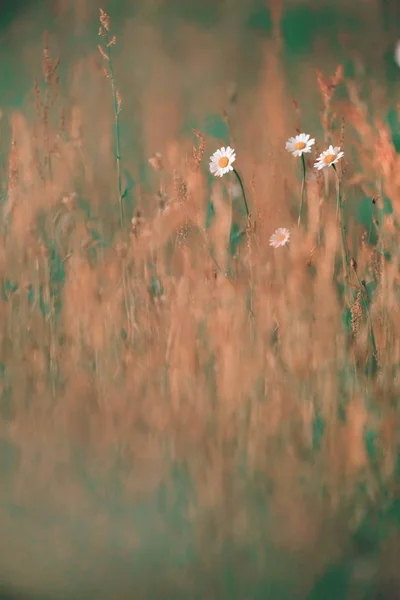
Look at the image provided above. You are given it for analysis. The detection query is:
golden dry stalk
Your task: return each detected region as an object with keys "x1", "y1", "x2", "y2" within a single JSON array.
[{"x1": 351, "y1": 290, "x2": 363, "y2": 338}]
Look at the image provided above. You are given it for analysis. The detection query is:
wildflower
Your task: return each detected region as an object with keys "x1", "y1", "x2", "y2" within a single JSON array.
[
  {"x1": 314, "y1": 145, "x2": 344, "y2": 170},
  {"x1": 286, "y1": 134, "x2": 314, "y2": 227},
  {"x1": 285, "y1": 133, "x2": 315, "y2": 157},
  {"x1": 269, "y1": 227, "x2": 290, "y2": 248},
  {"x1": 61, "y1": 192, "x2": 77, "y2": 211},
  {"x1": 209, "y1": 146, "x2": 236, "y2": 177},
  {"x1": 395, "y1": 41, "x2": 400, "y2": 68},
  {"x1": 148, "y1": 152, "x2": 163, "y2": 171},
  {"x1": 131, "y1": 210, "x2": 144, "y2": 236}
]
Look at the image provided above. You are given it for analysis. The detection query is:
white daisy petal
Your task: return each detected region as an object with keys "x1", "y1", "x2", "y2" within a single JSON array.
[
  {"x1": 313, "y1": 145, "x2": 344, "y2": 170},
  {"x1": 269, "y1": 227, "x2": 290, "y2": 248},
  {"x1": 209, "y1": 145, "x2": 237, "y2": 177},
  {"x1": 285, "y1": 133, "x2": 316, "y2": 157},
  {"x1": 395, "y1": 41, "x2": 400, "y2": 67}
]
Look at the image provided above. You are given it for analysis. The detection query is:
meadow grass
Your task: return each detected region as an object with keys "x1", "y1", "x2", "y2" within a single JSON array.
[{"x1": 0, "y1": 5, "x2": 400, "y2": 599}]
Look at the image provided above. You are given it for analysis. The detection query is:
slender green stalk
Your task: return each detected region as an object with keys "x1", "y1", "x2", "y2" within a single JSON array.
[
  {"x1": 106, "y1": 52, "x2": 124, "y2": 227},
  {"x1": 298, "y1": 154, "x2": 306, "y2": 227},
  {"x1": 99, "y1": 13, "x2": 124, "y2": 227},
  {"x1": 333, "y1": 164, "x2": 350, "y2": 283},
  {"x1": 233, "y1": 168, "x2": 250, "y2": 219}
]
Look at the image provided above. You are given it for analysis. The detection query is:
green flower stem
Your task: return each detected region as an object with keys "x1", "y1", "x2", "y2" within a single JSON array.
[
  {"x1": 298, "y1": 154, "x2": 306, "y2": 227},
  {"x1": 233, "y1": 168, "x2": 250, "y2": 219},
  {"x1": 105, "y1": 45, "x2": 124, "y2": 227},
  {"x1": 333, "y1": 164, "x2": 350, "y2": 283}
]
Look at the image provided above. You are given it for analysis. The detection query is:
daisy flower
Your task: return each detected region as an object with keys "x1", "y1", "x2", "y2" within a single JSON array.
[
  {"x1": 148, "y1": 152, "x2": 163, "y2": 171},
  {"x1": 209, "y1": 146, "x2": 236, "y2": 177},
  {"x1": 314, "y1": 145, "x2": 344, "y2": 170},
  {"x1": 395, "y1": 40, "x2": 400, "y2": 68},
  {"x1": 285, "y1": 133, "x2": 315, "y2": 158},
  {"x1": 270, "y1": 227, "x2": 290, "y2": 248}
]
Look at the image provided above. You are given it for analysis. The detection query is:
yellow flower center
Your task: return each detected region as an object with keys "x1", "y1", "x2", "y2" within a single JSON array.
[
  {"x1": 276, "y1": 233, "x2": 286, "y2": 243},
  {"x1": 218, "y1": 156, "x2": 229, "y2": 168},
  {"x1": 294, "y1": 141, "x2": 306, "y2": 150},
  {"x1": 323, "y1": 153, "x2": 336, "y2": 165}
]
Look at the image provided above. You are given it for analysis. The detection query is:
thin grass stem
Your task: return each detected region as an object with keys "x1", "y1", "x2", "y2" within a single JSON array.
[
  {"x1": 106, "y1": 54, "x2": 124, "y2": 227},
  {"x1": 333, "y1": 164, "x2": 350, "y2": 283},
  {"x1": 298, "y1": 154, "x2": 306, "y2": 227},
  {"x1": 233, "y1": 168, "x2": 250, "y2": 219}
]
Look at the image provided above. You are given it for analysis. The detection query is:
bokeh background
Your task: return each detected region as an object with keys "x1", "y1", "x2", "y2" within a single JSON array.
[{"x1": 1, "y1": 1, "x2": 400, "y2": 599}]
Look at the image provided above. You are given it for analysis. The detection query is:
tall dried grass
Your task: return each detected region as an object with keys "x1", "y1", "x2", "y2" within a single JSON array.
[{"x1": 0, "y1": 5, "x2": 400, "y2": 599}]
